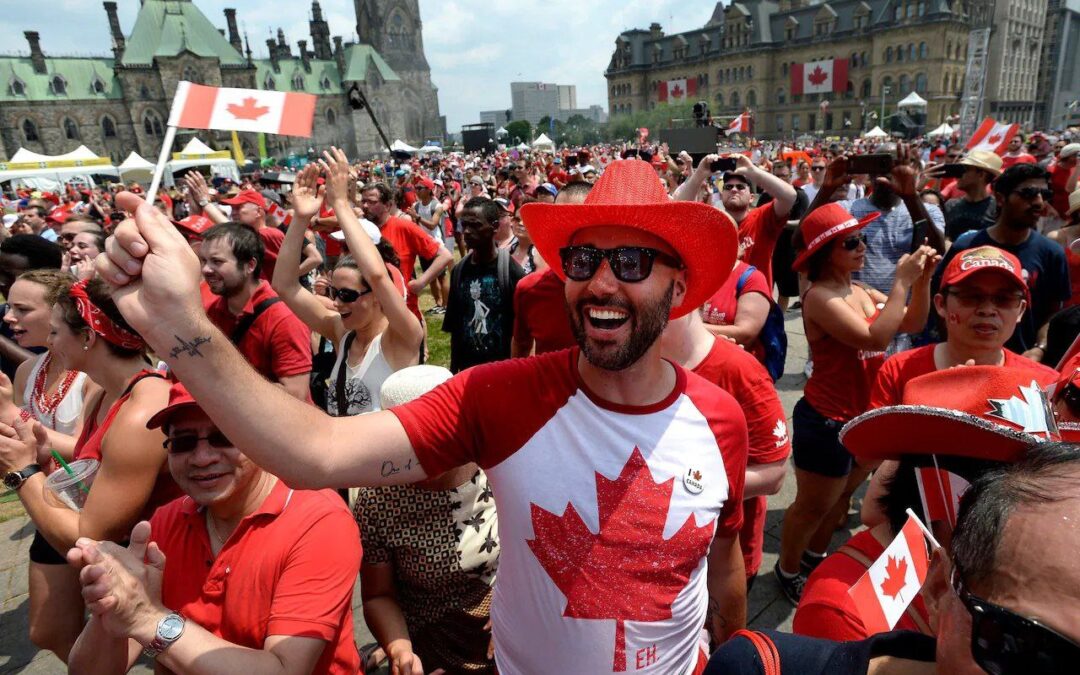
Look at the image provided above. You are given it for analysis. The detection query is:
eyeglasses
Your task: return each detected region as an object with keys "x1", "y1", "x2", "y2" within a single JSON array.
[
  {"x1": 559, "y1": 245, "x2": 683, "y2": 283},
  {"x1": 811, "y1": 166, "x2": 827, "y2": 172},
  {"x1": 1012, "y1": 187, "x2": 1053, "y2": 202},
  {"x1": 841, "y1": 232, "x2": 867, "y2": 250},
  {"x1": 163, "y1": 431, "x2": 232, "y2": 454},
  {"x1": 946, "y1": 289, "x2": 1025, "y2": 310},
  {"x1": 722, "y1": 183, "x2": 750, "y2": 191},
  {"x1": 951, "y1": 567, "x2": 1080, "y2": 675},
  {"x1": 328, "y1": 285, "x2": 372, "y2": 303},
  {"x1": 59, "y1": 233, "x2": 77, "y2": 242}
]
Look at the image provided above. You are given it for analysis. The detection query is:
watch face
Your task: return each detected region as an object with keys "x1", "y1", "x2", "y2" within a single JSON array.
[
  {"x1": 3, "y1": 472, "x2": 20, "y2": 490},
  {"x1": 159, "y1": 614, "x2": 185, "y2": 640}
]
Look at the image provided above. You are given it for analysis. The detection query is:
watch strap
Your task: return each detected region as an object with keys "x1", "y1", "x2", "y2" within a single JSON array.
[
  {"x1": 5, "y1": 463, "x2": 41, "y2": 490},
  {"x1": 142, "y1": 612, "x2": 185, "y2": 658}
]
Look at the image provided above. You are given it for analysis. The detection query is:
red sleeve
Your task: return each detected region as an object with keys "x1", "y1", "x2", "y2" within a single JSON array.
[
  {"x1": 736, "y1": 267, "x2": 771, "y2": 299},
  {"x1": 684, "y1": 372, "x2": 747, "y2": 538},
  {"x1": 741, "y1": 377, "x2": 790, "y2": 465},
  {"x1": 512, "y1": 274, "x2": 537, "y2": 344},
  {"x1": 868, "y1": 357, "x2": 903, "y2": 410},
  {"x1": 267, "y1": 495, "x2": 362, "y2": 639},
  {"x1": 267, "y1": 309, "x2": 314, "y2": 378},
  {"x1": 391, "y1": 351, "x2": 579, "y2": 475},
  {"x1": 259, "y1": 227, "x2": 285, "y2": 255},
  {"x1": 792, "y1": 598, "x2": 869, "y2": 641},
  {"x1": 405, "y1": 220, "x2": 441, "y2": 259}
]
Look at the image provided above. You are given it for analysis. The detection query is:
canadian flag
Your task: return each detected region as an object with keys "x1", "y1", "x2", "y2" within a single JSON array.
[
  {"x1": 965, "y1": 118, "x2": 1019, "y2": 155},
  {"x1": 657, "y1": 78, "x2": 697, "y2": 103},
  {"x1": 848, "y1": 515, "x2": 931, "y2": 634},
  {"x1": 916, "y1": 468, "x2": 971, "y2": 528},
  {"x1": 791, "y1": 58, "x2": 848, "y2": 95},
  {"x1": 726, "y1": 112, "x2": 752, "y2": 136},
  {"x1": 167, "y1": 81, "x2": 317, "y2": 137}
]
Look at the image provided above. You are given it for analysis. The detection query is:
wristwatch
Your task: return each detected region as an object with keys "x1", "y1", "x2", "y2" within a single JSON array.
[
  {"x1": 3, "y1": 464, "x2": 41, "y2": 491},
  {"x1": 197, "y1": 198, "x2": 210, "y2": 207},
  {"x1": 143, "y1": 612, "x2": 186, "y2": 658}
]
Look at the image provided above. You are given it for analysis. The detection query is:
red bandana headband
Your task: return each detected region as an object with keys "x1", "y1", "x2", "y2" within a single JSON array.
[{"x1": 68, "y1": 279, "x2": 146, "y2": 351}]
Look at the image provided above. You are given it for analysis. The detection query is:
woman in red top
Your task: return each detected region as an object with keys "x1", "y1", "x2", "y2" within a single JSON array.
[
  {"x1": 1046, "y1": 189, "x2": 1080, "y2": 307},
  {"x1": 0, "y1": 277, "x2": 173, "y2": 663},
  {"x1": 775, "y1": 203, "x2": 937, "y2": 604}
]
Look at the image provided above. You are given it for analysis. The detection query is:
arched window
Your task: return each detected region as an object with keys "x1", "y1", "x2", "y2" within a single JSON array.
[
  {"x1": 885, "y1": 46, "x2": 893, "y2": 63},
  {"x1": 896, "y1": 45, "x2": 904, "y2": 62},
  {"x1": 919, "y1": 42, "x2": 928, "y2": 59},
  {"x1": 946, "y1": 42, "x2": 953, "y2": 59},
  {"x1": 9, "y1": 78, "x2": 25, "y2": 96},
  {"x1": 882, "y1": 76, "x2": 894, "y2": 96},
  {"x1": 845, "y1": 80, "x2": 855, "y2": 99},
  {"x1": 50, "y1": 75, "x2": 67, "y2": 95},
  {"x1": 861, "y1": 78, "x2": 872, "y2": 98},
  {"x1": 915, "y1": 72, "x2": 928, "y2": 94},
  {"x1": 264, "y1": 73, "x2": 276, "y2": 90},
  {"x1": 715, "y1": 92, "x2": 724, "y2": 107},
  {"x1": 63, "y1": 118, "x2": 79, "y2": 140},
  {"x1": 321, "y1": 76, "x2": 332, "y2": 90},
  {"x1": 777, "y1": 88, "x2": 786, "y2": 104},
  {"x1": 747, "y1": 90, "x2": 757, "y2": 106},
  {"x1": 182, "y1": 66, "x2": 199, "y2": 84},
  {"x1": 101, "y1": 116, "x2": 117, "y2": 138},
  {"x1": 908, "y1": 44, "x2": 916, "y2": 61},
  {"x1": 899, "y1": 74, "x2": 911, "y2": 92},
  {"x1": 326, "y1": 108, "x2": 336, "y2": 126},
  {"x1": 862, "y1": 51, "x2": 870, "y2": 66},
  {"x1": 748, "y1": 65, "x2": 753, "y2": 79},
  {"x1": 731, "y1": 91, "x2": 740, "y2": 109},
  {"x1": 140, "y1": 84, "x2": 150, "y2": 100},
  {"x1": 292, "y1": 72, "x2": 305, "y2": 90},
  {"x1": 143, "y1": 111, "x2": 163, "y2": 137},
  {"x1": 782, "y1": 63, "x2": 788, "y2": 77},
  {"x1": 22, "y1": 119, "x2": 39, "y2": 142},
  {"x1": 92, "y1": 77, "x2": 106, "y2": 94}
]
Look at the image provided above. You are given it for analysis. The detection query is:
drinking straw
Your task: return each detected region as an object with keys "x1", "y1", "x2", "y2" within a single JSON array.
[{"x1": 50, "y1": 449, "x2": 90, "y2": 494}]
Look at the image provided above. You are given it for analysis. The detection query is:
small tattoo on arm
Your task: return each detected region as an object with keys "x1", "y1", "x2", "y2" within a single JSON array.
[
  {"x1": 380, "y1": 457, "x2": 416, "y2": 478},
  {"x1": 169, "y1": 334, "x2": 212, "y2": 359}
]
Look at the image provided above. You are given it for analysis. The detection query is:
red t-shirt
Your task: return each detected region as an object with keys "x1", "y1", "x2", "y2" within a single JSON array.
[
  {"x1": 205, "y1": 281, "x2": 313, "y2": 382},
  {"x1": 391, "y1": 348, "x2": 747, "y2": 674},
  {"x1": 379, "y1": 215, "x2": 441, "y2": 317},
  {"x1": 794, "y1": 528, "x2": 929, "y2": 641},
  {"x1": 737, "y1": 203, "x2": 787, "y2": 290},
  {"x1": 149, "y1": 482, "x2": 362, "y2": 674},
  {"x1": 692, "y1": 337, "x2": 790, "y2": 577},
  {"x1": 1001, "y1": 153, "x2": 1036, "y2": 171},
  {"x1": 257, "y1": 226, "x2": 285, "y2": 283},
  {"x1": 1050, "y1": 163, "x2": 1074, "y2": 217},
  {"x1": 512, "y1": 268, "x2": 575, "y2": 355},
  {"x1": 869, "y1": 344, "x2": 1058, "y2": 409},
  {"x1": 700, "y1": 262, "x2": 770, "y2": 366}
]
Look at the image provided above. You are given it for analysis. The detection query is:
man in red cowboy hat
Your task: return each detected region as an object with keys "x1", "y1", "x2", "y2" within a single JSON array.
[{"x1": 98, "y1": 157, "x2": 750, "y2": 674}]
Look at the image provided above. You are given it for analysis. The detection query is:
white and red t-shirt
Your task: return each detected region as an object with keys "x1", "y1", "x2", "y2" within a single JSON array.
[
  {"x1": 392, "y1": 348, "x2": 748, "y2": 674},
  {"x1": 736, "y1": 203, "x2": 787, "y2": 291}
]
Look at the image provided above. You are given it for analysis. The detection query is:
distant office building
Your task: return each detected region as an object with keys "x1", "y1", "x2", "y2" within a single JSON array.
[
  {"x1": 480, "y1": 109, "x2": 511, "y2": 127},
  {"x1": 1037, "y1": 0, "x2": 1080, "y2": 129},
  {"x1": 984, "y1": 0, "x2": 1049, "y2": 123}
]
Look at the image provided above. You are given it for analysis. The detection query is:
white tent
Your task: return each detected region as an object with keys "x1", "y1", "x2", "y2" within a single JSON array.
[
  {"x1": 163, "y1": 137, "x2": 239, "y2": 185},
  {"x1": 927, "y1": 123, "x2": 955, "y2": 137},
  {"x1": 495, "y1": 127, "x2": 508, "y2": 138},
  {"x1": 117, "y1": 151, "x2": 156, "y2": 182},
  {"x1": 419, "y1": 144, "x2": 443, "y2": 155},
  {"x1": 897, "y1": 92, "x2": 928, "y2": 108},
  {"x1": 863, "y1": 126, "x2": 889, "y2": 139},
  {"x1": 532, "y1": 133, "x2": 555, "y2": 151},
  {"x1": 515, "y1": 142, "x2": 530, "y2": 151},
  {"x1": 0, "y1": 145, "x2": 119, "y2": 189},
  {"x1": 389, "y1": 139, "x2": 419, "y2": 153}
]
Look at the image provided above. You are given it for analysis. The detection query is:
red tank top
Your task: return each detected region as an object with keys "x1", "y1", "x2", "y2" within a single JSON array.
[
  {"x1": 75, "y1": 370, "x2": 182, "y2": 514},
  {"x1": 804, "y1": 303, "x2": 886, "y2": 421},
  {"x1": 1066, "y1": 247, "x2": 1080, "y2": 308}
]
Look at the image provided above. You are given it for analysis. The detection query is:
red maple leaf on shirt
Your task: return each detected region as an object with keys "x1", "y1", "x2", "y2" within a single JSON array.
[
  {"x1": 527, "y1": 447, "x2": 714, "y2": 671},
  {"x1": 880, "y1": 555, "x2": 909, "y2": 601},
  {"x1": 808, "y1": 66, "x2": 829, "y2": 85},
  {"x1": 670, "y1": 83, "x2": 684, "y2": 99},
  {"x1": 227, "y1": 97, "x2": 270, "y2": 120}
]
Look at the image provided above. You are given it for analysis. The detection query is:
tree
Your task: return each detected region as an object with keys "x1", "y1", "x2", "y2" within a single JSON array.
[{"x1": 505, "y1": 120, "x2": 532, "y2": 144}]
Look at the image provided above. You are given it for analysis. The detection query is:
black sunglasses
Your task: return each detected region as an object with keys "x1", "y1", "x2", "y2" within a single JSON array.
[
  {"x1": 952, "y1": 568, "x2": 1080, "y2": 674},
  {"x1": 1013, "y1": 187, "x2": 1053, "y2": 202},
  {"x1": 841, "y1": 232, "x2": 867, "y2": 250},
  {"x1": 163, "y1": 431, "x2": 232, "y2": 454},
  {"x1": 559, "y1": 246, "x2": 683, "y2": 283},
  {"x1": 328, "y1": 285, "x2": 372, "y2": 303}
]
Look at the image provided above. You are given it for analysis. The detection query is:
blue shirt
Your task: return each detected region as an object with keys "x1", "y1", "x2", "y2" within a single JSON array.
[{"x1": 839, "y1": 197, "x2": 945, "y2": 293}]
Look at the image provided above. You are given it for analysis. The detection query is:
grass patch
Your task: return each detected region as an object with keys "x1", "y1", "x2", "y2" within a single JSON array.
[{"x1": 0, "y1": 489, "x2": 25, "y2": 523}]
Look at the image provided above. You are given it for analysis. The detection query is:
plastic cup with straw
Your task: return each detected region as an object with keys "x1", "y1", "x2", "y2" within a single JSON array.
[{"x1": 44, "y1": 451, "x2": 98, "y2": 511}]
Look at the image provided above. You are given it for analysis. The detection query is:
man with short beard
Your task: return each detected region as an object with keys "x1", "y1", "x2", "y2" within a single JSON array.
[
  {"x1": 97, "y1": 158, "x2": 750, "y2": 674},
  {"x1": 934, "y1": 164, "x2": 1069, "y2": 360}
]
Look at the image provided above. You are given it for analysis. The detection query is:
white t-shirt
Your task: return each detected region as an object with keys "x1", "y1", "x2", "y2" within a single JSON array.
[{"x1": 392, "y1": 349, "x2": 748, "y2": 674}]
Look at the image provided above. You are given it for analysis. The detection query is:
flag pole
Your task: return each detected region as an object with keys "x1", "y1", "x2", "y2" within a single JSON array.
[
  {"x1": 905, "y1": 508, "x2": 943, "y2": 550},
  {"x1": 145, "y1": 124, "x2": 177, "y2": 207}
]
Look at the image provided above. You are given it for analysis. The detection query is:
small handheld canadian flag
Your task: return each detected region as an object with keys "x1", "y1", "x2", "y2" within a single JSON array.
[
  {"x1": 168, "y1": 81, "x2": 316, "y2": 137},
  {"x1": 848, "y1": 513, "x2": 934, "y2": 634},
  {"x1": 965, "y1": 117, "x2": 1019, "y2": 156},
  {"x1": 916, "y1": 466, "x2": 970, "y2": 528},
  {"x1": 726, "y1": 113, "x2": 752, "y2": 136}
]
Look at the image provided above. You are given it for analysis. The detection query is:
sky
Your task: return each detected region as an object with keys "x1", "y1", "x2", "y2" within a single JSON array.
[{"x1": 4, "y1": 0, "x2": 715, "y2": 131}]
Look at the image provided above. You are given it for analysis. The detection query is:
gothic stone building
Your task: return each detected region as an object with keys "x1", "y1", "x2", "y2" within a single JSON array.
[
  {"x1": 606, "y1": 0, "x2": 982, "y2": 139},
  {"x1": 0, "y1": 0, "x2": 444, "y2": 163}
]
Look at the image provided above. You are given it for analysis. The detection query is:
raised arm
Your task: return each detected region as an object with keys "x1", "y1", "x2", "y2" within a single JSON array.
[
  {"x1": 182, "y1": 172, "x2": 229, "y2": 225},
  {"x1": 97, "y1": 194, "x2": 426, "y2": 489}
]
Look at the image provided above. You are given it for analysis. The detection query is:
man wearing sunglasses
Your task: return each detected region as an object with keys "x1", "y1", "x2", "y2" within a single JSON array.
[
  {"x1": 934, "y1": 163, "x2": 1069, "y2": 361},
  {"x1": 65, "y1": 382, "x2": 362, "y2": 674},
  {"x1": 97, "y1": 158, "x2": 750, "y2": 674}
]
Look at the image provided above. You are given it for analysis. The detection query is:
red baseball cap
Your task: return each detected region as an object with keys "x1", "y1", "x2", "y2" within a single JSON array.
[
  {"x1": 172, "y1": 215, "x2": 214, "y2": 237},
  {"x1": 417, "y1": 178, "x2": 435, "y2": 191},
  {"x1": 146, "y1": 382, "x2": 203, "y2": 430},
  {"x1": 940, "y1": 245, "x2": 1027, "y2": 298},
  {"x1": 219, "y1": 189, "x2": 266, "y2": 211},
  {"x1": 45, "y1": 209, "x2": 71, "y2": 225}
]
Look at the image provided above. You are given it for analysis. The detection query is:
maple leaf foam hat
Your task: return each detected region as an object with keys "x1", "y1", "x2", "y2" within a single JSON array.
[
  {"x1": 840, "y1": 366, "x2": 1061, "y2": 465},
  {"x1": 519, "y1": 159, "x2": 737, "y2": 319},
  {"x1": 791, "y1": 202, "x2": 881, "y2": 274}
]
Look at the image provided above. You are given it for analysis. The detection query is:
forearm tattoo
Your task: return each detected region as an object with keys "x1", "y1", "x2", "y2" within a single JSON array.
[
  {"x1": 168, "y1": 334, "x2": 212, "y2": 359},
  {"x1": 380, "y1": 457, "x2": 418, "y2": 478}
]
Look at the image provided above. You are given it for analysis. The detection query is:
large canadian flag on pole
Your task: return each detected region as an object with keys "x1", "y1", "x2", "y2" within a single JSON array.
[
  {"x1": 848, "y1": 514, "x2": 931, "y2": 634},
  {"x1": 965, "y1": 118, "x2": 1020, "y2": 155},
  {"x1": 168, "y1": 81, "x2": 317, "y2": 137},
  {"x1": 657, "y1": 78, "x2": 697, "y2": 103},
  {"x1": 791, "y1": 58, "x2": 848, "y2": 95}
]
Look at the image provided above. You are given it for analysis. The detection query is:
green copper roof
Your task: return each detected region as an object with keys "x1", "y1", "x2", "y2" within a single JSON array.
[
  {"x1": 253, "y1": 59, "x2": 342, "y2": 95},
  {"x1": 341, "y1": 45, "x2": 399, "y2": 82},
  {"x1": 122, "y1": 0, "x2": 245, "y2": 67},
  {"x1": 0, "y1": 57, "x2": 120, "y2": 102}
]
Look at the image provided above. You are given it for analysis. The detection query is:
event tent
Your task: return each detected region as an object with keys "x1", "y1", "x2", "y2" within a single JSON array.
[
  {"x1": 117, "y1": 151, "x2": 156, "y2": 182},
  {"x1": 897, "y1": 92, "x2": 928, "y2": 108},
  {"x1": 0, "y1": 145, "x2": 119, "y2": 190},
  {"x1": 389, "y1": 139, "x2": 419, "y2": 153},
  {"x1": 419, "y1": 144, "x2": 443, "y2": 154},
  {"x1": 163, "y1": 137, "x2": 239, "y2": 185},
  {"x1": 532, "y1": 133, "x2": 555, "y2": 152},
  {"x1": 927, "y1": 123, "x2": 955, "y2": 137},
  {"x1": 863, "y1": 126, "x2": 889, "y2": 139}
]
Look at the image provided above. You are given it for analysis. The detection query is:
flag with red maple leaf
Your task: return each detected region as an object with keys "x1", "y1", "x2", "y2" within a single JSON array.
[
  {"x1": 527, "y1": 447, "x2": 714, "y2": 672},
  {"x1": 791, "y1": 58, "x2": 848, "y2": 95},
  {"x1": 168, "y1": 81, "x2": 316, "y2": 137},
  {"x1": 966, "y1": 117, "x2": 1020, "y2": 155},
  {"x1": 807, "y1": 66, "x2": 829, "y2": 86},
  {"x1": 227, "y1": 97, "x2": 271, "y2": 121},
  {"x1": 657, "y1": 78, "x2": 698, "y2": 103},
  {"x1": 848, "y1": 514, "x2": 931, "y2": 634}
]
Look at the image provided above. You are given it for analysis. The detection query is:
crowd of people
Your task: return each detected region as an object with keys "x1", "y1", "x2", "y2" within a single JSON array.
[{"x1": 0, "y1": 125, "x2": 1078, "y2": 674}]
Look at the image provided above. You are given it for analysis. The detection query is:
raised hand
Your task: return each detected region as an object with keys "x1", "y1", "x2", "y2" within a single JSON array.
[
  {"x1": 182, "y1": 171, "x2": 210, "y2": 206},
  {"x1": 290, "y1": 164, "x2": 323, "y2": 220},
  {"x1": 878, "y1": 143, "x2": 918, "y2": 198},
  {"x1": 319, "y1": 147, "x2": 353, "y2": 207},
  {"x1": 0, "y1": 417, "x2": 46, "y2": 473}
]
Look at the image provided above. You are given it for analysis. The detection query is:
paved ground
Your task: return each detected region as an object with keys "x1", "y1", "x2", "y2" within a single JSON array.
[{"x1": 0, "y1": 310, "x2": 864, "y2": 674}]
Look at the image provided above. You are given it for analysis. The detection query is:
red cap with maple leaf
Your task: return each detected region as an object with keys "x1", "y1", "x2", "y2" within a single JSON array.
[
  {"x1": 220, "y1": 189, "x2": 266, "y2": 211},
  {"x1": 840, "y1": 365, "x2": 1060, "y2": 463}
]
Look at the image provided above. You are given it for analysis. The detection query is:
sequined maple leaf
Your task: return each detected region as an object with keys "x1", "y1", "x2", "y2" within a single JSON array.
[
  {"x1": 527, "y1": 447, "x2": 714, "y2": 671},
  {"x1": 879, "y1": 555, "x2": 909, "y2": 601},
  {"x1": 227, "y1": 97, "x2": 270, "y2": 120}
]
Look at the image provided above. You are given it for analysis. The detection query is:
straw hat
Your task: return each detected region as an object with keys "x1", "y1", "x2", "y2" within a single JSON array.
[
  {"x1": 957, "y1": 149, "x2": 1003, "y2": 178},
  {"x1": 380, "y1": 365, "x2": 453, "y2": 408}
]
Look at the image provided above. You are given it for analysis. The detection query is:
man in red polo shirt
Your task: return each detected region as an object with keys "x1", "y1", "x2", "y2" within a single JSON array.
[
  {"x1": 200, "y1": 223, "x2": 312, "y2": 400},
  {"x1": 359, "y1": 182, "x2": 452, "y2": 320},
  {"x1": 65, "y1": 382, "x2": 361, "y2": 674}
]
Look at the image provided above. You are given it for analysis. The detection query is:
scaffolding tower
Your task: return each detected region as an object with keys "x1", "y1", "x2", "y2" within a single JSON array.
[{"x1": 958, "y1": 0, "x2": 997, "y2": 141}]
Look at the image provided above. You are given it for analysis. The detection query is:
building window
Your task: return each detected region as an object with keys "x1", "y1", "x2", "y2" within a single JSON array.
[
  {"x1": 862, "y1": 78, "x2": 872, "y2": 98},
  {"x1": 92, "y1": 77, "x2": 106, "y2": 94},
  {"x1": 22, "y1": 119, "x2": 39, "y2": 142},
  {"x1": 896, "y1": 45, "x2": 904, "y2": 62},
  {"x1": 102, "y1": 116, "x2": 117, "y2": 138},
  {"x1": 777, "y1": 88, "x2": 786, "y2": 104},
  {"x1": 326, "y1": 108, "x2": 336, "y2": 125},
  {"x1": 862, "y1": 51, "x2": 870, "y2": 66},
  {"x1": 894, "y1": 4, "x2": 903, "y2": 21},
  {"x1": 292, "y1": 72, "x2": 305, "y2": 90},
  {"x1": 321, "y1": 76, "x2": 332, "y2": 90},
  {"x1": 809, "y1": 113, "x2": 817, "y2": 130},
  {"x1": 143, "y1": 111, "x2": 163, "y2": 137},
  {"x1": 782, "y1": 63, "x2": 789, "y2": 76},
  {"x1": 731, "y1": 91, "x2": 740, "y2": 109},
  {"x1": 908, "y1": 44, "x2": 916, "y2": 61},
  {"x1": 264, "y1": 73, "x2": 276, "y2": 89},
  {"x1": 792, "y1": 114, "x2": 800, "y2": 131},
  {"x1": 899, "y1": 74, "x2": 911, "y2": 93},
  {"x1": 918, "y1": 1, "x2": 927, "y2": 16},
  {"x1": 915, "y1": 72, "x2": 928, "y2": 94},
  {"x1": 50, "y1": 75, "x2": 67, "y2": 95},
  {"x1": 843, "y1": 111, "x2": 853, "y2": 129},
  {"x1": 715, "y1": 92, "x2": 724, "y2": 107},
  {"x1": 851, "y1": 53, "x2": 859, "y2": 69},
  {"x1": 845, "y1": 80, "x2": 855, "y2": 99},
  {"x1": 825, "y1": 113, "x2": 834, "y2": 130},
  {"x1": 776, "y1": 114, "x2": 784, "y2": 132},
  {"x1": 882, "y1": 76, "x2": 894, "y2": 97},
  {"x1": 9, "y1": 78, "x2": 25, "y2": 96},
  {"x1": 63, "y1": 118, "x2": 79, "y2": 140},
  {"x1": 182, "y1": 66, "x2": 199, "y2": 84},
  {"x1": 747, "y1": 90, "x2": 757, "y2": 107},
  {"x1": 140, "y1": 84, "x2": 151, "y2": 100},
  {"x1": 919, "y1": 42, "x2": 928, "y2": 59},
  {"x1": 885, "y1": 47, "x2": 893, "y2": 63}
]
